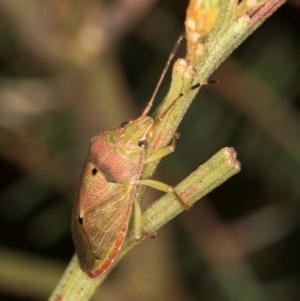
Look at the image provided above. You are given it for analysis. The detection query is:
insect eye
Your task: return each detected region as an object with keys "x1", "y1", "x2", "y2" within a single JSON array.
[
  {"x1": 120, "y1": 121, "x2": 129, "y2": 128},
  {"x1": 138, "y1": 140, "x2": 148, "y2": 149},
  {"x1": 92, "y1": 168, "x2": 97, "y2": 175}
]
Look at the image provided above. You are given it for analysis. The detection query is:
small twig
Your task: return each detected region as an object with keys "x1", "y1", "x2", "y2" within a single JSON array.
[
  {"x1": 48, "y1": 147, "x2": 240, "y2": 301},
  {"x1": 48, "y1": 0, "x2": 286, "y2": 300},
  {"x1": 248, "y1": 0, "x2": 286, "y2": 28}
]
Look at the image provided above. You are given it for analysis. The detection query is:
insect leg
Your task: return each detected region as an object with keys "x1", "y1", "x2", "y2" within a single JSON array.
[
  {"x1": 133, "y1": 197, "x2": 142, "y2": 240},
  {"x1": 153, "y1": 79, "x2": 219, "y2": 126},
  {"x1": 133, "y1": 197, "x2": 157, "y2": 241},
  {"x1": 143, "y1": 132, "x2": 180, "y2": 164},
  {"x1": 138, "y1": 178, "x2": 191, "y2": 210}
]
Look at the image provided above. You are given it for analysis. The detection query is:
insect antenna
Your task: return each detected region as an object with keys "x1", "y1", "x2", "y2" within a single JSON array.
[
  {"x1": 141, "y1": 34, "x2": 184, "y2": 117},
  {"x1": 153, "y1": 79, "x2": 219, "y2": 126}
]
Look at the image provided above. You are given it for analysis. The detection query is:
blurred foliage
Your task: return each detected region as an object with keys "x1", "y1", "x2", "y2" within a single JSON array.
[{"x1": 0, "y1": 0, "x2": 299, "y2": 301}]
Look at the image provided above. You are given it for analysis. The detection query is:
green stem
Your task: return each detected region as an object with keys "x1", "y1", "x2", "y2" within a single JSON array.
[
  {"x1": 48, "y1": 0, "x2": 286, "y2": 300},
  {"x1": 48, "y1": 148, "x2": 240, "y2": 301}
]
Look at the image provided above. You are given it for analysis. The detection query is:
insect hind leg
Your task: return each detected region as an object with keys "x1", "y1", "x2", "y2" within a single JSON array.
[{"x1": 133, "y1": 197, "x2": 157, "y2": 241}]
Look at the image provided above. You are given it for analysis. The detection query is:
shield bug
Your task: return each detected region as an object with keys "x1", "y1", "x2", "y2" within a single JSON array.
[{"x1": 72, "y1": 35, "x2": 215, "y2": 279}]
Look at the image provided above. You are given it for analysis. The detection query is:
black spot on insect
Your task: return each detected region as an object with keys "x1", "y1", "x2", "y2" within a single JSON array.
[
  {"x1": 78, "y1": 216, "x2": 83, "y2": 225},
  {"x1": 120, "y1": 121, "x2": 129, "y2": 128},
  {"x1": 138, "y1": 140, "x2": 148, "y2": 149},
  {"x1": 92, "y1": 168, "x2": 97, "y2": 175}
]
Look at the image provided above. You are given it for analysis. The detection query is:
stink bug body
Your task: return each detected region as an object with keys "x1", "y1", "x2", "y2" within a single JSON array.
[{"x1": 71, "y1": 35, "x2": 212, "y2": 278}]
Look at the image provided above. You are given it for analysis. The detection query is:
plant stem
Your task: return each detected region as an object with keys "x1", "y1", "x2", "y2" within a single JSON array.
[
  {"x1": 48, "y1": 0, "x2": 286, "y2": 300},
  {"x1": 48, "y1": 147, "x2": 240, "y2": 301}
]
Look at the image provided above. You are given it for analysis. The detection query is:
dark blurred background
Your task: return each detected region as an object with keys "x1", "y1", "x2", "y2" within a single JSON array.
[{"x1": 0, "y1": 0, "x2": 299, "y2": 300}]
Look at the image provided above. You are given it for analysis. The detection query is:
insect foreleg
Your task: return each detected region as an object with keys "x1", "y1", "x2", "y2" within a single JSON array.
[{"x1": 143, "y1": 132, "x2": 180, "y2": 164}]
